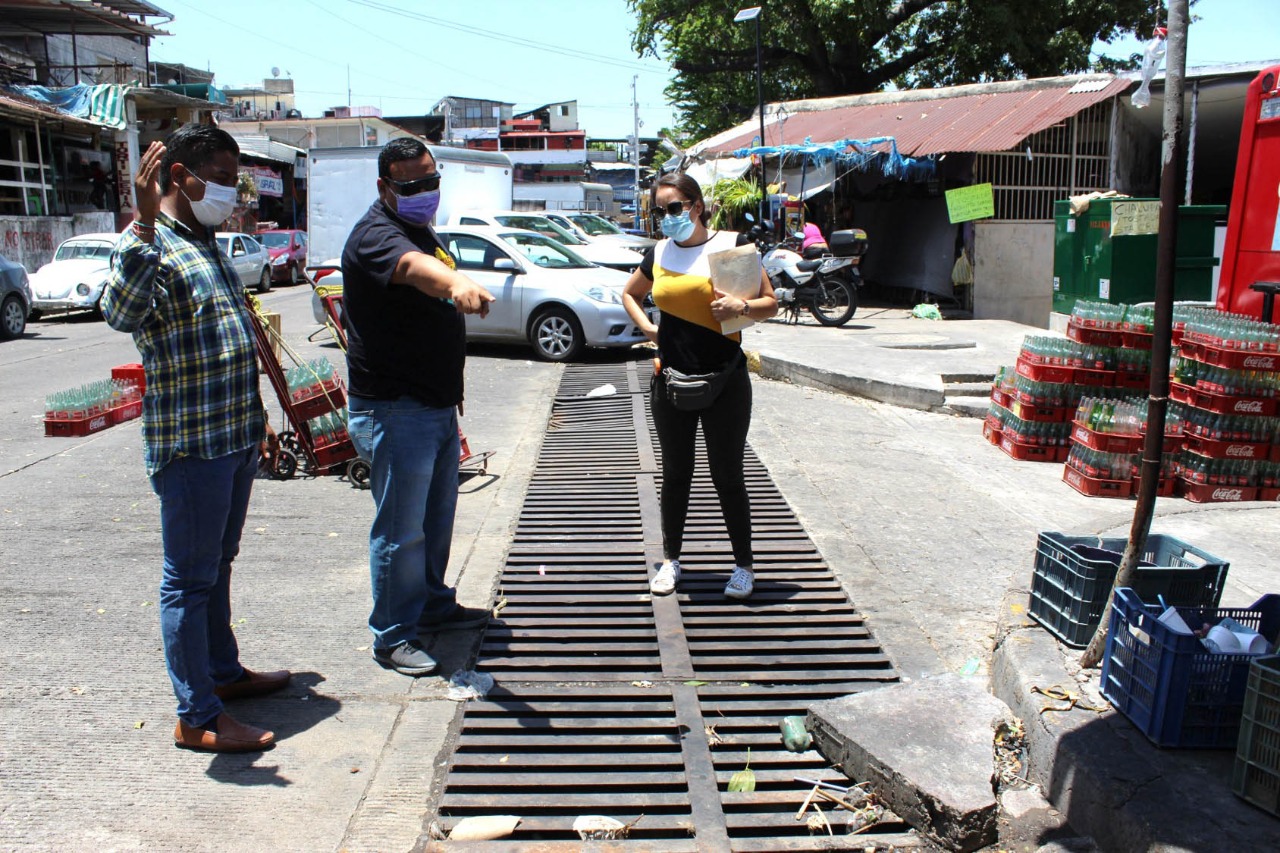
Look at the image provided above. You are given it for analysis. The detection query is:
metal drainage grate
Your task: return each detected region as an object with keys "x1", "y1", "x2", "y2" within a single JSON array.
[{"x1": 428, "y1": 361, "x2": 910, "y2": 849}]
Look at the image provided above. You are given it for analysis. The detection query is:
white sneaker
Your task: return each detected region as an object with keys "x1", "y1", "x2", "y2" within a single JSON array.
[
  {"x1": 650, "y1": 559, "x2": 681, "y2": 595},
  {"x1": 724, "y1": 566, "x2": 754, "y2": 600}
]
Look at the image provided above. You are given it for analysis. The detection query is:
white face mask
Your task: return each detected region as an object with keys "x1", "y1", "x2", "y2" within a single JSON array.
[{"x1": 182, "y1": 171, "x2": 238, "y2": 227}]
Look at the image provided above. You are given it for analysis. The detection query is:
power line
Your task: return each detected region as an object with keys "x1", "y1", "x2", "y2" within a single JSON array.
[{"x1": 342, "y1": 0, "x2": 667, "y2": 76}]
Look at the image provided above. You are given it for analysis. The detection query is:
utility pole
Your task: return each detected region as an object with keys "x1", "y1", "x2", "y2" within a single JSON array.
[
  {"x1": 632, "y1": 75, "x2": 641, "y2": 231},
  {"x1": 1082, "y1": 0, "x2": 1189, "y2": 667}
]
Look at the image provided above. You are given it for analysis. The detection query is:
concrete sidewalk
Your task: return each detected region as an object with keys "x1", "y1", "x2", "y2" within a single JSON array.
[
  {"x1": 742, "y1": 307, "x2": 1280, "y2": 851},
  {"x1": 743, "y1": 307, "x2": 1029, "y2": 414}
]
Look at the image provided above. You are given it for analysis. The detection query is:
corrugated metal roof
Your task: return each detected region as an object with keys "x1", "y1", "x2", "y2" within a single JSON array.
[{"x1": 698, "y1": 75, "x2": 1132, "y2": 158}]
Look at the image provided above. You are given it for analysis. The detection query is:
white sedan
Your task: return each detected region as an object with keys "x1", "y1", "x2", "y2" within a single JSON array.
[{"x1": 28, "y1": 232, "x2": 118, "y2": 319}]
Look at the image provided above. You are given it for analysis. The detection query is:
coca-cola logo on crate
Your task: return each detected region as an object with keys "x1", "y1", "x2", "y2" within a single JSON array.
[
  {"x1": 1235, "y1": 400, "x2": 1265, "y2": 414},
  {"x1": 1242, "y1": 356, "x2": 1277, "y2": 369},
  {"x1": 1211, "y1": 488, "x2": 1245, "y2": 501},
  {"x1": 1225, "y1": 444, "x2": 1259, "y2": 458}
]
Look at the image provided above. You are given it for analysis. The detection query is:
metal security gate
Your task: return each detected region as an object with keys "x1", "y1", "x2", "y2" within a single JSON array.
[{"x1": 428, "y1": 361, "x2": 913, "y2": 850}]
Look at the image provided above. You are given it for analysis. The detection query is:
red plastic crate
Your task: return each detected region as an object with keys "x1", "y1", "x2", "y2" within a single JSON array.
[
  {"x1": 1183, "y1": 434, "x2": 1271, "y2": 461},
  {"x1": 1000, "y1": 433, "x2": 1065, "y2": 462},
  {"x1": 1258, "y1": 487, "x2": 1280, "y2": 502},
  {"x1": 983, "y1": 416, "x2": 1002, "y2": 446},
  {"x1": 1114, "y1": 369, "x2": 1150, "y2": 389},
  {"x1": 1133, "y1": 472, "x2": 1178, "y2": 498},
  {"x1": 1180, "y1": 480, "x2": 1259, "y2": 503},
  {"x1": 990, "y1": 387, "x2": 1011, "y2": 408},
  {"x1": 1122, "y1": 330, "x2": 1154, "y2": 350},
  {"x1": 111, "y1": 400, "x2": 142, "y2": 424},
  {"x1": 310, "y1": 436, "x2": 357, "y2": 473},
  {"x1": 111, "y1": 363, "x2": 146, "y2": 396},
  {"x1": 1016, "y1": 356, "x2": 1074, "y2": 384},
  {"x1": 1073, "y1": 366, "x2": 1116, "y2": 388},
  {"x1": 1063, "y1": 466, "x2": 1134, "y2": 499},
  {"x1": 1170, "y1": 382, "x2": 1279, "y2": 417},
  {"x1": 1179, "y1": 340, "x2": 1280, "y2": 372},
  {"x1": 44, "y1": 411, "x2": 112, "y2": 437},
  {"x1": 1009, "y1": 399, "x2": 1070, "y2": 423},
  {"x1": 1071, "y1": 421, "x2": 1142, "y2": 453},
  {"x1": 292, "y1": 383, "x2": 347, "y2": 422},
  {"x1": 1067, "y1": 320, "x2": 1124, "y2": 347}
]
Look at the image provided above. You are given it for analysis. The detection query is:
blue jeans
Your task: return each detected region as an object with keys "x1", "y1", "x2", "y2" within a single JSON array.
[
  {"x1": 348, "y1": 395, "x2": 460, "y2": 650},
  {"x1": 150, "y1": 447, "x2": 256, "y2": 727}
]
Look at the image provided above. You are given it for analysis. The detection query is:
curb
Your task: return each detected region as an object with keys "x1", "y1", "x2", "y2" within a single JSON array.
[
  {"x1": 754, "y1": 350, "x2": 946, "y2": 411},
  {"x1": 990, "y1": 585, "x2": 1272, "y2": 852}
]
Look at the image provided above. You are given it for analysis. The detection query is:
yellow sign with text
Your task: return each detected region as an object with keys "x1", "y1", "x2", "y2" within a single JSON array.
[{"x1": 945, "y1": 183, "x2": 995, "y2": 224}]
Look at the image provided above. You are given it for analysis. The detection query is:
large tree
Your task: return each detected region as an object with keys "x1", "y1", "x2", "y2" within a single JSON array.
[{"x1": 629, "y1": 0, "x2": 1172, "y2": 140}]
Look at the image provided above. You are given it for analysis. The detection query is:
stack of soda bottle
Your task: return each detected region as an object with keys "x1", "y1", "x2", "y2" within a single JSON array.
[
  {"x1": 1064, "y1": 395, "x2": 1185, "y2": 497},
  {"x1": 1170, "y1": 306, "x2": 1280, "y2": 502},
  {"x1": 45, "y1": 378, "x2": 141, "y2": 421},
  {"x1": 286, "y1": 358, "x2": 340, "y2": 402},
  {"x1": 43, "y1": 377, "x2": 144, "y2": 436},
  {"x1": 306, "y1": 409, "x2": 349, "y2": 448}
]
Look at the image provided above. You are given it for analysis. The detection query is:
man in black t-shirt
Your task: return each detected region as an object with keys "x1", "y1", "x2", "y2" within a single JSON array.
[{"x1": 342, "y1": 137, "x2": 496, "y2": 677}]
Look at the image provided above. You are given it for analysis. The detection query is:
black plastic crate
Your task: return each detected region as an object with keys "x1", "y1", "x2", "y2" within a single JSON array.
[
  {"x1": 1101, "y1": 589, "x2": 1280, "y2": 748},
  {"x1": 1029, "y1": 532, "x2": 1229, "y2": 648}
]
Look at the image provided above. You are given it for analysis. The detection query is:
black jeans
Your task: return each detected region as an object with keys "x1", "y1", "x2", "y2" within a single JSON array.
[{"x1": 651, "y1": 361, "x2": 753, "y2": 567}]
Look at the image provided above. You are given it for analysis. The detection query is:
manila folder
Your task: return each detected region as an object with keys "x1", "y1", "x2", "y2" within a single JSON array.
[{"x1": 708, "y1": 242, "x2": 761, "y2": 335}]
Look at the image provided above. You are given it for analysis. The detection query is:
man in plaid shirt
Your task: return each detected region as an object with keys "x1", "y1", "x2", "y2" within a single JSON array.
[{"x1": 103, "y1": 124, "x2": 287, "y2": 753}]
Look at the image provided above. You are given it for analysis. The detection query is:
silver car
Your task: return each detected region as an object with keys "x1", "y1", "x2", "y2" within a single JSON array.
[
  {"x1": 437, "y1": 225, "x2": 655, "y2": 362},
  {"x1": 215, "y1": 232, "x2": 272, "y2": 293},
  {"x1": 0, "y1": 252, "x2": 33, "y2": 340}
]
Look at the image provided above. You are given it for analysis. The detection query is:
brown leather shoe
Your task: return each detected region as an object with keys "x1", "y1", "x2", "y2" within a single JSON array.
[
  {"x1": 214, "y1": 668, "x2": 290, "y2": 701},
  {"x1": 174, "y1": 712, "x2": 274, "y2": 752}
]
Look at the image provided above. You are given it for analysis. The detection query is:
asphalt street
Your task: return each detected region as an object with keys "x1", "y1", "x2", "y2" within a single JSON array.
[{"x1": 2, "y1": 286, "x2": 1278, "y2": 850}]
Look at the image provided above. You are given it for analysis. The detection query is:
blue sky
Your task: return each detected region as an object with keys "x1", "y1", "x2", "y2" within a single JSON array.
[{"x1": 147, "y1": 0, "x2": 1279, "y2": 141}]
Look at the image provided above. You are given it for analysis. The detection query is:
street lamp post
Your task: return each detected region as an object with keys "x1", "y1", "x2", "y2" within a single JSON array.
[{"x1": 734, "y1": 6, "x2": 766, "y2": 222}]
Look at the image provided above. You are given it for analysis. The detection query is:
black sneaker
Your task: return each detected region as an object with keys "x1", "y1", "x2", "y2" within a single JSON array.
[
  {"x1": 372, "y1": 639, "x2": 437, "y2": 676},
  {"x1": 418, "y1": 604, "x2": 491, "y2": 634}
]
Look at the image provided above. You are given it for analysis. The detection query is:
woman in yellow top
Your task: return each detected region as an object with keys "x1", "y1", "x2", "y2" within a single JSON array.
[{"x1": 622, "y1": 173, "x2": 778, "y2": 600}]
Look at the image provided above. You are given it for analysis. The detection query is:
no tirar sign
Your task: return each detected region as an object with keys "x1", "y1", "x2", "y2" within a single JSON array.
[{"x1": 945, "y1": 183, "x2": 995, "y2": 224}]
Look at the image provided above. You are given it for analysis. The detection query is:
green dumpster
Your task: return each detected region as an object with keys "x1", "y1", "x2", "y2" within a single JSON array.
[{"x1": 1051, "y1": 199, "x2": 1225, "y2": 315}]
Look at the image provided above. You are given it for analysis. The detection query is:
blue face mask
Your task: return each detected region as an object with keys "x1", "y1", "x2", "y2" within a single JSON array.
[
  {"x1": 393, "y1": 188, "x2": 440, "y2": 226},
  {"x1": 661, "y1": 210, "x2": 696, "y2": 242}
]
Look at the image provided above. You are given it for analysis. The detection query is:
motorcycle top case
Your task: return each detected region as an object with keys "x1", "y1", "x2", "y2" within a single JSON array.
[{"x1": 830, "y1": 229, "x2": 869, "y2": 258}]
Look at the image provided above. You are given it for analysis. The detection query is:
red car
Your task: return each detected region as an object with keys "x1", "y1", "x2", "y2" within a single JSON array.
[{"x1": 258, "y1": 229, "x2": 308, "y2": 285}]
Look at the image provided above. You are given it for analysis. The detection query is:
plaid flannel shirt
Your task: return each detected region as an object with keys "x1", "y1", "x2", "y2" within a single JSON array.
[{"x1": 102, "y1": 213, "x2": 265, "y2": 476}]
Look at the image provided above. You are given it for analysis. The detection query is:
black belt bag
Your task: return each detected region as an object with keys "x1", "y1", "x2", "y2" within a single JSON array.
[{"x1": 661, "y1": 350, "x2": 743, "y2": 411}]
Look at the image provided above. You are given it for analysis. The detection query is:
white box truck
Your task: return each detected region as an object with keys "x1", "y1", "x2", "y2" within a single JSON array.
[{"x1": 306, "y1": 144, "x2": 513, "y2": 265}]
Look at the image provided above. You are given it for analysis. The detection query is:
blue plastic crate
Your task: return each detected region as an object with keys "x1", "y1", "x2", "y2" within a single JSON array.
[
  {"x1": 1029, "y1": 532, "x2": 1229, "y2": 648},
  {"x1": 1101, "y1": 588, "x2": 1280, "y2": 748}
]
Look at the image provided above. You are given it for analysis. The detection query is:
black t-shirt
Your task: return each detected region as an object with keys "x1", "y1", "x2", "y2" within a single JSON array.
[{"x1": 341, "y1": 201, "x2": 466, "y2": 406}]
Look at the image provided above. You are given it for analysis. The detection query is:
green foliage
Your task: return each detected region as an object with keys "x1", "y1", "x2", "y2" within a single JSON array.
[
  {"x1": 708, "y1": 176, "x2": 761, "y2": 230},
  {"x1": 627, "y1": 0, "x2": 1173, "y2": 140}
]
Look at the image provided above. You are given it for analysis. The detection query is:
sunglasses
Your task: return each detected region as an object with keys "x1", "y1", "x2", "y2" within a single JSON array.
[
  {"x1": 385, "y1": 173, "x2": 441, "y2": 196},
  {"x1": 652, "y1": 199, "x2": 694, "y2": 219}
]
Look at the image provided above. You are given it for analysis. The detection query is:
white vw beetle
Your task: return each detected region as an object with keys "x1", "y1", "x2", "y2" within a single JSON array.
[{"x1": 28, "y1": 232, "x2": 118, "y2": 319}]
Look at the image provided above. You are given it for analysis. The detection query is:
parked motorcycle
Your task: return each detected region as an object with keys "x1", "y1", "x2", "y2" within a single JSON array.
[{"x1": 747, "y1": 218, "x2": 867, "y2": 327}]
